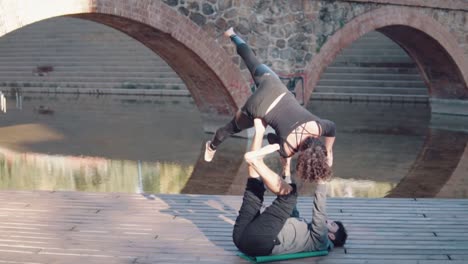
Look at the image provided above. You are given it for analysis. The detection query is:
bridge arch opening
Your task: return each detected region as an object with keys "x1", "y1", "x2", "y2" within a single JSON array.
[
  {"x1": 70, "y1": 13, "x2": 244, "y2": 116},
  {"x1": 306, "y1": 6, "x2": 468, "y2": 107},
  {"x1": 0, "y1": 0, "x2": 251, "y2": 117},
  {"x1": 305, "y1": 6, "x2": 468, "y2": 198},
  {"x1": 378, "y1": 25, "x2": 466, "y2": 99}
]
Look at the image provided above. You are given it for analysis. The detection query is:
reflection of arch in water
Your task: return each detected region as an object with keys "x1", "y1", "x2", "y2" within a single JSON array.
[
  {"x1": 181, "y1": 140, "x2": 247, "y2": 195},
  {"x1": 305, "y1": 6, "x2": 468, "y2": 105},
  {"x1": 0, "y1": 146, "x2": 195, "y2": 193},
  {"x1": 387, "y1": 128, "x2": 468, "y2": 198},
  {"x1": 183, "y1": 122, "x2": 468, "y2": 198}
]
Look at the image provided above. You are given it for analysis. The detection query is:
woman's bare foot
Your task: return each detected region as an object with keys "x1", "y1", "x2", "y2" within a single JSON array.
[
  {"x1": 244, "y1": 144, "x2": 280, "y2": 163},
  {"x1": 224, "y1": 27, "x2": 235, "y2": 38}
]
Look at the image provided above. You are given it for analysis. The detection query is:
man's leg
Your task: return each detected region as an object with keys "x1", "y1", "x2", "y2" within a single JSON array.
[
  {"x1": 238, "y1": 184, "x2": 298, "y2": 256},
  {"x1": 233, "y1": 178, "x2": 266, "y2": 249}
]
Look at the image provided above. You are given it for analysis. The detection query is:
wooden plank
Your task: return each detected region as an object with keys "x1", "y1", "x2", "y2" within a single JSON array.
[
  {"x1": 0, "y1": 252, "x2": 135, "y2": 264},
  {"x1": 347, "y1": 248, "x2": 468, "y2": 255},
  {"x1": 0, "y1": 190, "x2": 467, "y2": 264}
]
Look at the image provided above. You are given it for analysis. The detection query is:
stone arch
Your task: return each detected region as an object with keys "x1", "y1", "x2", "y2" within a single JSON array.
[
  {"x1": 305, "y1": 6, "x2": 468, "y2": 105},
  {"x1": 303, "y1": 6, "x2": 468, "y2": 198},
  {"x1": 0, "y1": 0, "x2": 250, "y2": 116}
]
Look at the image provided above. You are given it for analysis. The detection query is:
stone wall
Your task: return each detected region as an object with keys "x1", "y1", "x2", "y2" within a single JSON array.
[{"x1": 162, "y1": 0, "x2": 467, "y2": 81}]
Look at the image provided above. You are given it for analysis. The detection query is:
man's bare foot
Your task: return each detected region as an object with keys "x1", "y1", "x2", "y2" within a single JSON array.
[
  {"x1": 224, "y1": 27, "x2": 235, "y2": 38},
  {"x1": 204, "y1": 141, "x2": 216, "y2": 162},
  {"x1": 244, "y1": 144, "x2": 280, "y2": 163}
]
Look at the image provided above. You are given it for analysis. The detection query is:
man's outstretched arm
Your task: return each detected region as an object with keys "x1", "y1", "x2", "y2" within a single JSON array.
[{"x1": 310, "y1": 180, "x2": 330, "y2": 251}]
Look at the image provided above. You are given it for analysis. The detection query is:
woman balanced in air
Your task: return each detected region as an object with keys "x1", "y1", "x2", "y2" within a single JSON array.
[{"x1": 205, "y1": 27, "x2": 336, "y2": 173}]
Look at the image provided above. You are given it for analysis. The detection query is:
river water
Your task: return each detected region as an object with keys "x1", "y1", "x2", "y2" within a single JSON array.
[{"x1": 0, "y1": 93, "x2": 467, "y2": 198}]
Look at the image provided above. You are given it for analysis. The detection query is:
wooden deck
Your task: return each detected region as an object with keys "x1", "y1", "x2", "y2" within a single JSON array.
[{"x1": 0, "y1": 191, "x2": 467, "y2": 264}]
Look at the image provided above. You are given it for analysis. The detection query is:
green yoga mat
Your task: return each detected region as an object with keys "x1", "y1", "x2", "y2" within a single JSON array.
[{"x1": 237, "y1": 250, "x2": 328, "y2": 263}]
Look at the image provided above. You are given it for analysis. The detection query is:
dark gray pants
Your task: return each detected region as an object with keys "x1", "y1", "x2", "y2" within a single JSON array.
[{"x1": 232, "y1": 178, "x2": 297, "y2": 256}]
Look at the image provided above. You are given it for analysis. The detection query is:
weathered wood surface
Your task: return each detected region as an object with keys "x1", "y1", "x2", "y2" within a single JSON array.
[{"x1": 0, "y1": 190, "x2": 467, "y2": 264}]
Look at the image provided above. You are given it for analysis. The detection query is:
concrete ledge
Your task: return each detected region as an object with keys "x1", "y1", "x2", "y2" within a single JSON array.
[
  {"x1": 0, "y1": 87, "x2": 191, "y2": 97},
  {"x1": 430, "y1": 114, "x2": 468, "y2": 132},
  {"x1": 312, "y1": 92, "x2": 429, "y2": 103},
  {"x1": 430, "y1": 98, "x2": 468, "y2": 116}
]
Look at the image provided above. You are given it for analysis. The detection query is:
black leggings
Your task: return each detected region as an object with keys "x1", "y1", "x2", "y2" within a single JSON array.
[
  {"x1": 211, "y1": 35, "x2": 277, "y2": 149},
  {"x1": 233, "y1": 178, "x2": 297, "y2": 256},
  {"x1": 231, "y1": 35, "x2": 278, "y2": 86}
]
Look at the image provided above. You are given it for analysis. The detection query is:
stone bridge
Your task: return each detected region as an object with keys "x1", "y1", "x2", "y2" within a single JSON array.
[{"x1": 0, "y1": 0, "x2": 467, "y2": 116}]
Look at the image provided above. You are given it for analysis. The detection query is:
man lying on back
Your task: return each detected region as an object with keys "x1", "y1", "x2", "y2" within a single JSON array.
[{"x1": 232, "y1": 118, "x2": 347, "y2": 256}]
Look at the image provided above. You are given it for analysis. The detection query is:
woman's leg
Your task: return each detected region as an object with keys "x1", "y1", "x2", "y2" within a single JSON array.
[
  {"x1": 205, "y1": 28, "x2": 279, "y2": 162},
  {"x1": 229, "y1": 34, "x2": 278, "y2": 85},
  {"x1": 204, "y1": 110, "x2": 253, "y2": 162},
  {"x1": 210, "y1": 110, "x2": 253, "y2": 149}
]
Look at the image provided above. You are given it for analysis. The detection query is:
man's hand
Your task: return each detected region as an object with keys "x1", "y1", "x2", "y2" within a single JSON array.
[
  {"x1": 280, "y1": 156, "x2": 291, "y2": 177},
  {"x1": 317, "y1": 179, "x2": 327, "y2": 185}
]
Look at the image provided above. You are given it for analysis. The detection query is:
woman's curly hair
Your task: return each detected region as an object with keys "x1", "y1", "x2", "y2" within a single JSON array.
[{"x1": 296, "y1": 137, "x2": 332, "y2": 182}]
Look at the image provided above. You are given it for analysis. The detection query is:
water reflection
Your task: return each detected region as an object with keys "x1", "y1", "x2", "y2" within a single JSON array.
[
  {"x1": 0, "y1": 147, "x2": 193, "y2": 193},
  {"x1": 0, "y1": 94, "x2": 467, "y2": 198},
  {"x1": 387, "y1": 128, "x2": 468, "y2": 198}
]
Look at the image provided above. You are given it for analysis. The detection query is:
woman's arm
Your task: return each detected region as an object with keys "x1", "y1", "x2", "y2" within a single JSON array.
[
  {"x1": 323, "y1": 136, "x2": 334, "y2": 167},
  {"x1": 319, "y1": 119, "x2": 336, "y2": 167}
]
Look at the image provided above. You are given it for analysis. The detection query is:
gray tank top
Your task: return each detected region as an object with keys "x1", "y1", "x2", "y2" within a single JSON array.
[{"x1": 263, "y1": 94, "x2": 321, "y2": 157}]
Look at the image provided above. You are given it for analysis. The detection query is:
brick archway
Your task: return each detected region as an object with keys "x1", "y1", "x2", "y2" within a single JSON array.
[
  {"x1": 0, "y1": 0, "x2": 250, "y2": 116},
  {"x1": 305, "y1": 6, "x2": 468, "y2": 105}
]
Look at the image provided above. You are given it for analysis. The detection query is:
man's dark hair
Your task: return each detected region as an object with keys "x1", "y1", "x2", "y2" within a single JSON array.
[{"x1": 332, "y1": 221, "x2": 347, "y2": 247}]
